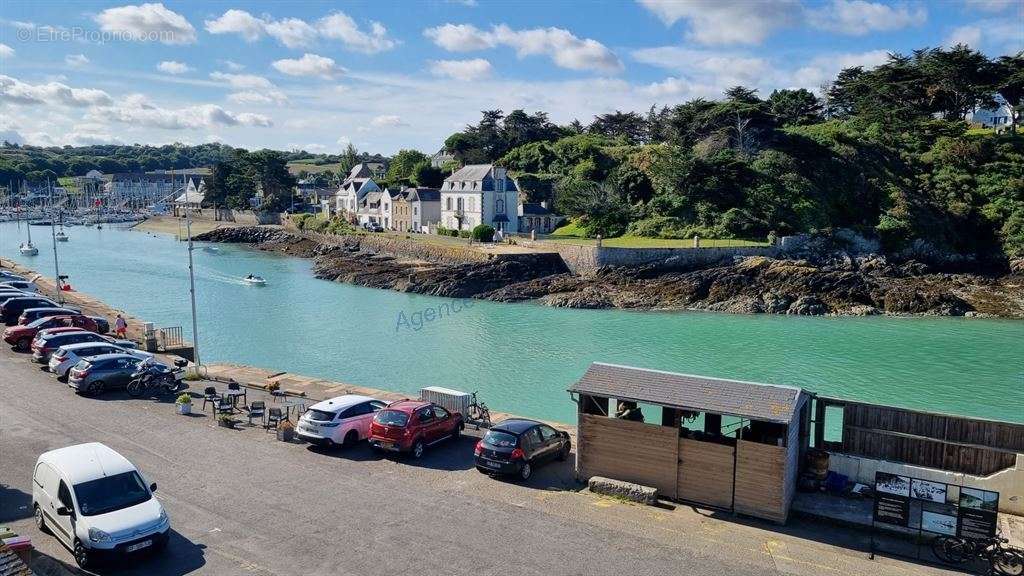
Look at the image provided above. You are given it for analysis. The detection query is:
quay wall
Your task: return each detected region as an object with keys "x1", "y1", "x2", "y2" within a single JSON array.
[{"x1": 520, "y1": 241, "x2": 781, "y2": 275}]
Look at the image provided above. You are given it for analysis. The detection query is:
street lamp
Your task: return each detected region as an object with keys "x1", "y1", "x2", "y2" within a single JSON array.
[{"x1": 174, "y1": 169, "x2": 201, "y2": 366}]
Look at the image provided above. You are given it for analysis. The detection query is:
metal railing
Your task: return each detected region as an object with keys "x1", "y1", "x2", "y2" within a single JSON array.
[{"x1": 158, "y1": 326, "x2": 185, "y2": 349}]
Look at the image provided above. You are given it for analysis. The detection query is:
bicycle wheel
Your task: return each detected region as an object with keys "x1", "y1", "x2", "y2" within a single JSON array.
[
  {"x1": 993, "y1": 549, "x2": 1024, "y2": 576},
  {"x1": 932, "y1": 536, "x2": 970, "y2": 564},
  {"x1": 127, "y1": 378, "x2": 144, "y2": 397}
]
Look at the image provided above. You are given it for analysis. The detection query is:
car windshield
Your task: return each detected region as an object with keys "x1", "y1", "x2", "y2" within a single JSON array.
[
  {"x1": 306, "y1": 409, "x2": 336, "y2": 422},
  {"x1": 483, "y1": 430, "x2": 518, "y2": 448},
  {"x1": 374, "y1": 410, "x2": 409, "y2": 427},
  {"x1": 26, "y1": 317, "x2": 54, "y2": 328},
  {"x1": 73, "y1": 471, "x2": 151, "y2": 516}
]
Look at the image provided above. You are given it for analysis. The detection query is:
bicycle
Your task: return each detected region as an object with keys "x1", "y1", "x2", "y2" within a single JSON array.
[
  {"x1": 932, "y1": 534, "x2": 1023, "y2": 575},
  {"x1": 466, "y1": 391, "x2": 491, "y2": 430}
]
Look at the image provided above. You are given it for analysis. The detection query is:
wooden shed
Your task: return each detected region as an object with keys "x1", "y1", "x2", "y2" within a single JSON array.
[{"x1": 569, "y1": 363, "x2": 811, "y2": 523}]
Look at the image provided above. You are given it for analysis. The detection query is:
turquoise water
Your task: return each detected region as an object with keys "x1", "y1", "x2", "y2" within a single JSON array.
[{"x1": 2, "y1": 221, "x2": 1022, "y2": 424}]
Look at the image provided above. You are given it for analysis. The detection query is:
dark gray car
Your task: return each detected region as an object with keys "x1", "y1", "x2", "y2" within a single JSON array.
[{"x1": 68, "y1": 353, "x2": 142, "y2": 396}]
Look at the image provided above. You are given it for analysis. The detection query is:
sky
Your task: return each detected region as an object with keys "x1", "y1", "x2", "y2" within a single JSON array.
[{"x1": 0, "y1": 0, "x2": 1021, "y2": 156}]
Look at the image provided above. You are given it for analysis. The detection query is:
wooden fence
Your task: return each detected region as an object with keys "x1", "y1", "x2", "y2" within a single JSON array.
[
  {"x1": 817, "y1": 397, "x2": 1024, "y2": 476},
  {"x1": 578, "y1": 414, "x2": 678, "y2": 497},
  {"x1": 734, "y1": 440, "x2": 789, "y2": 523},
  {"x1": 677, "y1": 438, "x2": 734, "y2": 509}
]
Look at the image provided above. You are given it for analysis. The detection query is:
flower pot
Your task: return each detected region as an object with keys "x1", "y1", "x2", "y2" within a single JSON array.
[
  {"x1": 176, "y1": 403, "x2": 191, "y2": 415},
  {"x1": 277, "y1": 427, "x2": 294, "y2": 442}
]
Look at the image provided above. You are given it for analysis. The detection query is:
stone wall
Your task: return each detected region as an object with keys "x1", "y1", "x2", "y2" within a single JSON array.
[
  {"x1": 298, "y1": 230, "x2": 494, "y2": 265},
  {"x1": 175, "y1": 209, "x2": 280, "y2": 226},
  {"x1": 523, "y1": 241, "x2": 779, "y2": 275}
]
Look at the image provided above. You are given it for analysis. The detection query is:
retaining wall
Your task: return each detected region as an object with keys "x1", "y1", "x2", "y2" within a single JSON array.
[
  {"x1": 524, "y1": 242, "x2": 779, "y2": 275},
  {"x1": 173, "y1": 209, "x2": 280, "y2": 226},
  {"x1": 297, "y1": 229, "x2": 494, "y2": 265}
]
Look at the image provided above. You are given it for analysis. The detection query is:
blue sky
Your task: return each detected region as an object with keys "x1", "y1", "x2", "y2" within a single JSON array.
[{"x1": 0, "y1": 1, "x2": 1021, "y2": 155}]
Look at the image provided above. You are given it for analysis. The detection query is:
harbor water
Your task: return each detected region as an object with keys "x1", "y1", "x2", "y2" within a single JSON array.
[{"x1": 2, "y1": 221, "x2": 1022, "y2": 425}]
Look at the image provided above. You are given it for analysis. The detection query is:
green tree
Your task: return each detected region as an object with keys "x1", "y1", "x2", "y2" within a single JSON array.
[{"x1": 386, "y1": 149, "x2": 429, "y2": 183}]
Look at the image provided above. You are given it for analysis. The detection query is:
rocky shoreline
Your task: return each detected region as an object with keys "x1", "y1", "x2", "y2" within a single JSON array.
[{"x1": 194, "y1": 227, "x2": 1024, "y2": 319}]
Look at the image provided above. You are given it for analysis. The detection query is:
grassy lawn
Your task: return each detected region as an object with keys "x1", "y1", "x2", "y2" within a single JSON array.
[
  {"x1": 287, "y1": 161, "x2": 343, "y2": 175},
  {"x1": 540, "y1": 235, "x2": 769, "y2": 248}
]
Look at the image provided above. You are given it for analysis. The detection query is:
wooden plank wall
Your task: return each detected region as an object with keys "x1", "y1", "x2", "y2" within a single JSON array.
[
  {"x1": 830, "y1": 400, "x2": 1023, "y2": 476},
  {"x1": 734, "y1": 440, "x2": 788, "y2": 523},
  {"x1": 677, "y1": 438, "x2": 734, "y2": 509},
  {"x1": 578, "y1": 414, "x2": 678, "y2": 497}
]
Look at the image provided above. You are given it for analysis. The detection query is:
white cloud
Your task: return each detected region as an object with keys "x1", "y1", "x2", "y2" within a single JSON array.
[
  {"x1": 288, "y1": 142, "x2": 328, "y2": 152},
  {"x1": 317, "y1": 12, "x2": 396, "y2": 54},
  {"x1": 264, "y1": 17, "x2": 319, "y2": 49},
  {"x1": 94, "y1": 3, "x2": 196, "y2": 45},
  {"x1": 157, "y1": 60, "x2": 192, "y2": 74},
  {"x1": 370, "y1": 114, "x2": 407, "y2": 128},
  {"x1": 0, "y1": 75, "x2": 113, "y2": 107},
  {"x1": 423, "y1": 23, "x2": 495, "y2": 51},
  {"x1": 807, "y1": 0, "x2": 927, "y2": 35},
  {"x1": 429, "y1": 58, "x2": 493, "y2": 81},
  {"x1": 227, "y1": 90, "x2": 288, "y2": 105},
  {"x1": 89, "y1": 95, "x2": 272, "y2": 129},
  {"x1": 204, "y1": 9, "x2": 397, "y2": 53},
  {"x1": 633, "y1": 47, "x2": 770, "y2": 87},
  {"x1": 65, "y1": 54, "x2": 89, "y2": 67},
  {"x1": 946, "y1": 25, "x2": 983, "y2": 48},
  {"x1": 204, "y1": 9, "x2": 263, "y2": 41},
  {"x1": 272, "y1": 53, "x2": 341, "y2": 77},
  {"x1": 963, "y1": 0, "x2": 1018, "y2": 12},
  {"x1": 945, "y1": 19, "x2": 1023, "y2": 53},
  {"x1": 0, "y1": 44, "x2": 13, "y2": 58},
  {"x1": 637, "y1": 0, "x2": 798, "y2": 45},
  {"x1": 423, "y1": 23, "x2": 621, "y2": 72},
  {"x1": 221, "y1": 60, "x2": 245, "y2": 71},
  {"x1": 209, "y1": 72, "x2": 275, "y2": 90}
]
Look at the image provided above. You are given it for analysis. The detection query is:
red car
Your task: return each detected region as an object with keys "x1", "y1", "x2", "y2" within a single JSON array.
[
  {"x1": 368, "y1": 400, "x2": 464, "y2": 459},
  {"x1": 3, "y1": 315, "x2": 98, "y2": 351}
]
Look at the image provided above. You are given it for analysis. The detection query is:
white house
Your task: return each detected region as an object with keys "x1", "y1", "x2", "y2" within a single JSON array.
[
  {"x1": 355, "y1": 188, "x2": 398, "y2": 228},
  {"x1": 439, "y1": 164, "x2": 519, "y2": 234},
  {"x1": 969, "y1": 94, "x2": 1016, "y2": 131},
  {"x1": 335, "y1": 163, "x2": 380, "y2": 216},
  {"x1": 519, "y1": 202, "x2": 564, "y2": 234}
]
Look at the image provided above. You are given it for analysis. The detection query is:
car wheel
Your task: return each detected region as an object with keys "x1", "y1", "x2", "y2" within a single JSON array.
[
  {"x1": 73, "y1": 540, "x2": 90, "y2": 568},
  {"x1": 343, "y1": 430, "x2": 359, "y2": 448},
  {"x1": 34, "y1": 505, "x2": 50, "y2": 535},
  {"x1": 16, "y1": 337, "x2": 29, "y2": 351},
  {"x1": 85, "y1": 380, "x2": 104, "y2": 396},
  {"x1": 450, "y1": 424, "x2": 462, "y2": 441},
  {"x1": 411, "y1": 440, "x2": 425, "y2": 459},
  {"x1": 519, "y1": 462, "x2": 533, "y2": 481}
]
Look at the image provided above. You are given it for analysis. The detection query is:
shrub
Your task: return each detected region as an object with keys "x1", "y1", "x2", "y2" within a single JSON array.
[
  {"x1": 175, "y1": 393, "x2": 191, "y2": 404},
  {"x1": 471, "y1": 224, "x2": 495, "y2": 242},
  {"x1": 458, "y1": 230, "x2": 471, "y2": 238}
]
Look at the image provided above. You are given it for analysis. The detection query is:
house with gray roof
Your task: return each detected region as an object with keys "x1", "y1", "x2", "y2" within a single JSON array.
[
  {"x1": 335, "y1": 163, "x2": 381, "y2": 217},
  {"x1": 518, "y1": 201, "x2": 564, "y2": 234},
  {"x1": 440, "y1": 164, "x2": 520, "y2": 235}
]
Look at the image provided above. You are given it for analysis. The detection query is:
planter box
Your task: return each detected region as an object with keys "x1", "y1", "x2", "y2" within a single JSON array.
[{"x1": 177, "y1": 403, "x2": 192, "y2": 415}]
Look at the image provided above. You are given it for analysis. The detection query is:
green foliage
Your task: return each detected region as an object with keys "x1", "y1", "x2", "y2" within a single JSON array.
[
  {"x1": 471, "y1": 224, "x2": 495, "y2": 242},
  {"x1": 436, "y1": 226, "x2": 460, "y2": 237},
  {"x1": 386, "y1": 149, "x2": 429, "y2": 185},
  {"x1": 411, "y1": 161, "x2": 443, "y2": 188},
  {"x1": 175, "y1": 393, "x2": 192, "y2": 404}
]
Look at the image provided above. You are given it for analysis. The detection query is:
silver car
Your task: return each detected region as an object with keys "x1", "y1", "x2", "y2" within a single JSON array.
[{"x1": 49, "y1": 342, "x2": 154, "y2": 379}]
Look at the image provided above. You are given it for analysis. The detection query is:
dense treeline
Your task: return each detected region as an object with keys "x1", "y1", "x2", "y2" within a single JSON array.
[{"x1": 441, "y1": 47, "x2": 1024, "y2": 260}]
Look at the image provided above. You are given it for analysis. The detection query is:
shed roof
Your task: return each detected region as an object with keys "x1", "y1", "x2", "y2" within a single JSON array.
[
  {"x1": 569, "y1": 362, "x2": 804, "y2": 424},
  {"x1": 0, "y1": 543, "x2": 34, "y2": 576}
]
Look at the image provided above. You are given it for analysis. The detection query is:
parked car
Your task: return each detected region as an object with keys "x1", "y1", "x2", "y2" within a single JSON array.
[
  {"x1": 368, "y1": 400, "x2": 464, "y2": 459},
  {"x1": 19, "y1": 307, "x2": 82, "y2": 325},
  {"x1": 1, "y1": 295, "x2": 58, "y2": 325},
  {"x1": 363, "y1": 222, "x2": 384, "y2": 233},
  {"x1": 474, "y1": 418, "x2": 571, "y2": 481},
  {"x1": 68, "y1": 354, "x2": 146, "y2": 396},
  {"x1": 297, "y1": 395, "x2": 387, "y2": 448},
  {"x1": 32, "y1": 331, "x2": 135, "y2": 364},
  {"x1": 90, "y1": 316, "x2": 110, "y2": 334},
  {"x1": 0, "y1": 290, "x2": 29, "y2": 303},
  {"x1": 0, "y1": 271, "x2": 27, "y2": 283},
  {"x1": 0, "y1": 280, "x2": 38, "y2": 293},
  {"x1": 49, "y1": 343, "x2": 154, "y2": 379},
  {"x1": 4, "y1": 315, "x2": 99, "y2": 351},
  {"x1": 32, "y1": 442, "x2": 169, "y2": 569}
]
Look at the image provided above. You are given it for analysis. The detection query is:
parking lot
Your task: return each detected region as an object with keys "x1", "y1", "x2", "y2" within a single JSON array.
[{"x1": 0, "y1": 344, "x2": 962, "y2": 576}]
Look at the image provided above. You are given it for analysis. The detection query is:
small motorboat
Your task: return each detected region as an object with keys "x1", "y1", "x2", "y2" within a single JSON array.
[
  {"x1": 243, "y1": 275, "x2": 266, "y2": 286},
  {"x1": 56, "y1": 231, "x2": 69, "y2": 242},
  {"x1": 20, "y1": 242, "x2": 38, "y2": 256},
  {"x1": 202, "y1": 246, "x2": 221, "y2": 254}
]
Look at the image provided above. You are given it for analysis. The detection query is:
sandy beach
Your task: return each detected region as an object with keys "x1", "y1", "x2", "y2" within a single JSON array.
[{"x1": 131, "y1": 214, "x2": 240, "y2": 237}]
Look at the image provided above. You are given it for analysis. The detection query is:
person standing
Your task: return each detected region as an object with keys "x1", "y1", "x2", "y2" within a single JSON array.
[{"x1": 114, "y1": 314, "x2": 127, "y2": 338}]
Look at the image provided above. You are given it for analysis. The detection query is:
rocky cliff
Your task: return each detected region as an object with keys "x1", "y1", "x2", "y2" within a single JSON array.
[{"x1": 194, "y1": 227, "x2": 1024, "y2": 318}]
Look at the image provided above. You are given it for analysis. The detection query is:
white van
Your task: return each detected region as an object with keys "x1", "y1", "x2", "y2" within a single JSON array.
[{"x1": 32, "y1": 443, "x2": 169, "y2": 568}]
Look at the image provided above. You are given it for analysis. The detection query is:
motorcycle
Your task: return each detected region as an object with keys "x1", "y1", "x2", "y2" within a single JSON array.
[{"x1": 126, "y1": 359, "x2": 181, "y2": 397}]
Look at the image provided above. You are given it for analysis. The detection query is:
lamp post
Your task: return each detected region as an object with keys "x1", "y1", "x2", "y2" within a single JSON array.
[
  {"x1": 177, "y1": 169, "x2": 201, "y2": 366},
  {"x1": 50, "y1": 219, "x2": 63, "y2": 304}
]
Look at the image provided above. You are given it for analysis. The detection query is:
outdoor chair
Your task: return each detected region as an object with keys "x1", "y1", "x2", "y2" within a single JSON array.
[
  {"x1": 202, "y1": 386, "x2": 221, "y2": 413},
  {"x1": 215, "y1": 396, "x2": 234, "y2": 416},
  {"x1": 247, "y1": 401, "x2": 266, "y2": 426},
  {"x1": 265, "y1": 407, "x2": 283, "y2": 431},
  {"x1": 227, "y1": 382, "x2": 247, "y2": 408}
]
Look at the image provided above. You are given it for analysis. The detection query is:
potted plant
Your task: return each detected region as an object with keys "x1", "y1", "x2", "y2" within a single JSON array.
[
  {"x1": 218, "y1": 415, "x2": 237, "y2": 429},
  {"x1": 175, "y1": 393, "x2": 192, "y2": 415},
  {"x1": 276, "y1": 419, "x2": 295, "y2": 442}
]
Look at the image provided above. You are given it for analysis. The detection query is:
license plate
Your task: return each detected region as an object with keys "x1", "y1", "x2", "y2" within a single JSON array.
[
  {"x1": 126, "y1": 539, "x2": 152, "y2": 552},
  {"x1": 301, "y1": 426, "x2": 316, "y2": 434},
  {"x1": 484, "y1": 460, "x2": 501, "y2": 469},
  {"x1": 377, "y1": 441, "x2": 395, "y2": 450}
]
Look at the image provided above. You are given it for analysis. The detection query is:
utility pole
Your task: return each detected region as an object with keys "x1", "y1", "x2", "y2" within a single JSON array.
[{"x1": 179, "y1": 169, "x2": 201, "y2": 366}]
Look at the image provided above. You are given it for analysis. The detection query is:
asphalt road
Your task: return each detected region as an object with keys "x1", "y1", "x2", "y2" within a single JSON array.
[{"x1": 0, "y1": 344, "x2": 958, "y2": 576}]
